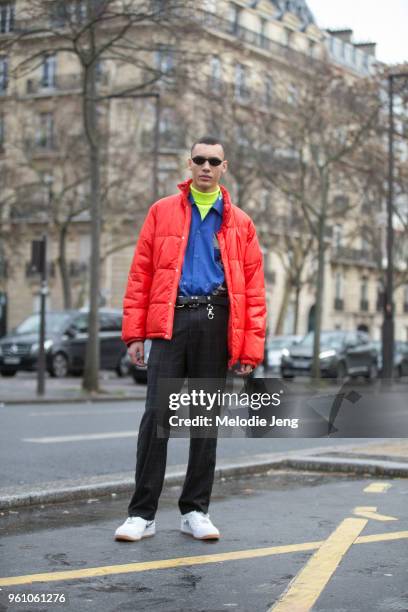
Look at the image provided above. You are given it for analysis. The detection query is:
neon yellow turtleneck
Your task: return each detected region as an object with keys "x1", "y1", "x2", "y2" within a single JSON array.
[{"x1": 190, "y1": 184, "x2": 221, "y2": 221}]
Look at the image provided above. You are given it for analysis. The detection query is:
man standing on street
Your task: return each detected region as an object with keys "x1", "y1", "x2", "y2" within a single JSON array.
[{"x1": 115, "y1": 136, "x2": 266, "y2": 542}]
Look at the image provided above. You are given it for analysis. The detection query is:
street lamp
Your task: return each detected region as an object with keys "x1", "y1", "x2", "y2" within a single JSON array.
[{"x1": 382, "y1": 72, "x2": 408, "y2": 380}]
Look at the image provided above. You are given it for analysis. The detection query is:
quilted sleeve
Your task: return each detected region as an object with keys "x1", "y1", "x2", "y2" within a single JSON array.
[
  {"x1": 239, "y1": 219, "x2": 267, "y2": 368},
  {"x1": 122, "y1": 205, "x2": 156, "y2": 344}
]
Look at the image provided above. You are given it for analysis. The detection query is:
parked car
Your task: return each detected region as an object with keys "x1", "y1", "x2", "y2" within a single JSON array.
[
  {"x1": 281, "y1": 330, "x2": 378, "y2": 380},
  {"x1": 127, "y1": 340, "x2": 152, "y2": 384},
  {"x1": 0, "y1": 309, "x2": 128, "y2": 378},
  {"x1": 372, "y1": 340, "x2": 408, "y2": 378},
  {"x1": 265, "y1": 335, "x2": 302, "y2": 373}
]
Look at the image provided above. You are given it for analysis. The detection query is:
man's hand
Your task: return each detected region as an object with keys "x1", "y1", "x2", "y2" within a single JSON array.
[
  {"x1": 128, "y1": 341, "x2": 146, "y2": 367},
  {"x1": 235, "y1": 363, "x2": 254, "y2": 376}
]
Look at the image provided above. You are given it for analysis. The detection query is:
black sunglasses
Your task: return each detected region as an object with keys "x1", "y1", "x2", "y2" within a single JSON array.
[{"x1": 191, "y1": 156, "x2": 223, "y2": 167}]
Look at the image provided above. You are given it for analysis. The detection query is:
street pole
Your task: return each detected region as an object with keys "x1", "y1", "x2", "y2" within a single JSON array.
[
  {"x1": 382, "y1": 72, "x2": 408, "y2": 380},
  {"x1": 36, "y1": 235, "x2": 48, "y2": 396}
]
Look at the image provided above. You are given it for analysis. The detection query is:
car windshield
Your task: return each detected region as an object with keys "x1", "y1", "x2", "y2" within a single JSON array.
[
  {"x1": 268, "y1": 338, "x2": 294, "y2": 350},
  {"x1": 14, "y1": 313, "x2": 73, "y2": 335},
  {"x1": 299, "y1": 332, "x2": 344, "y2": 350}
]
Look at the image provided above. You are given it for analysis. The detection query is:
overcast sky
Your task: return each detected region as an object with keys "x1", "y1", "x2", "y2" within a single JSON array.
[{"x1": 306, "y1": 0, "x2": 408, "y2": 65}]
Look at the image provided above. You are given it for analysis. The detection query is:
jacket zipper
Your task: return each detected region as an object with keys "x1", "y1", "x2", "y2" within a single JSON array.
[
  {"x1": 167, "y1": 196, "x2": 192, "y2": 338},
  {"x1": 217, "y1": 229, "x2": 234, "y2": 365}
]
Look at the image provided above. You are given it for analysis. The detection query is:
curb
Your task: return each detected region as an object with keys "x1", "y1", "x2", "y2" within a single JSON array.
[
  {"x1": 281, "y1": 455, "x2": 408, "y2": 478},
  {"x1": 1, "y1": 453, "x2": 407, "y2": 511},
  {"x1": 1, "y1": 394, "x2": 146, "y2": 406}
]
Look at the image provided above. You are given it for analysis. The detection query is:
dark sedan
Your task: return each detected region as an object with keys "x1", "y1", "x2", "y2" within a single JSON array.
[
  {"x1": 373, "y1": 340, "x2": 408, "y2": 378},
  {"x1": 281, "y1": 330, "x2": 378, "y2": 380},
  {"x1": 0, "y1": 309, "x2": 128, "y2": 378}
]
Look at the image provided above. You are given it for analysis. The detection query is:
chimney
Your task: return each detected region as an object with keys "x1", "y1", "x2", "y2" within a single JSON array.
[
  {"x1": 327, "y1": 29, "x2": 353, "y2": 43},
  {"x1": 354, "y1": 42, "x2": 377, "y2": 57}
]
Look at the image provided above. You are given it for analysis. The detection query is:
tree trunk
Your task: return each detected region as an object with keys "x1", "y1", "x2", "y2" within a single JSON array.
[
  {"x1": 82, "y1": 57, "x2": 101, "y2": 393},
  {"x1": 274, "y1": 275, "x2": 291, "y2": 335},
  {"x1": 57, "y1": 224, "x2": 72, "y2": 309},
  {"x1": 311, "y1": 175, "x2": 329, "y2": 380},
  {"x1": 293, "y1": 275, "x2": 301, "y2": 335}
]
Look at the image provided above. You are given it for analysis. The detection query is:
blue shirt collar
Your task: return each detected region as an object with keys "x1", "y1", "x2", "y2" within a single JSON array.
[{"x1": 188, "y1": 191, "x2": 223, "y2": 217}]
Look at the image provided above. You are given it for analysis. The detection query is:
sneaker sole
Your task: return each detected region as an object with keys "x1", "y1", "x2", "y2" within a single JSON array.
[
  {"x1": 114, "y1": 529, "x2": 155, "y2": 542},
  {"x1": 180, "y1": 528, "x2": 220, "y2": 540}
]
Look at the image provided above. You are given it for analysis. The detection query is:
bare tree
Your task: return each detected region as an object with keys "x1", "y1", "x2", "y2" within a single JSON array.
[
  {"x1": 8, "y1": 0, "x2": 199, "y2": 391},
  {"x1": 261, "y1": 61, "x2": 382, "y2": 377}
]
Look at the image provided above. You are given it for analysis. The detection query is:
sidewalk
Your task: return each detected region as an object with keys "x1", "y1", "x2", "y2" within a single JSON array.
[
  {"x1": 1, "y1": 439, "x2": 407, "y2": 511},
  {"x1": 2, "y1": 470, "x2": 407, "y2": 611},
  {"x1": 0, "y1": 372, "x2": 147, "y2": 404}
]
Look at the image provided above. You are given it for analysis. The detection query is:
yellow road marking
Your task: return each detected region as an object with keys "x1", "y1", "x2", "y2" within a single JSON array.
[
  {"x1": 364, "y1": 483, "x2": 392, "y2": 494},
  {"x1": 356, "y1": 530, "x2": 408, "y2": 544},
  {"x1": 0, "y1": 541, "x2": 322, "y2": 587},
  {"x1": 1, "y1": 528, "x2": 408, "y2": 588},
  {"x1": 353, "y1": 506, "x2": 397, "y2": 521},
  {"x1": 270, "y1": 518, "x2": 367, "y2": 612}
]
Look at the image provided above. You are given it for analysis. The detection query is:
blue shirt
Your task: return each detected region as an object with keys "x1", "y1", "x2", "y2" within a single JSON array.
[{"x1": 178, "y1": 192, "x2": 226, "y2": 296}]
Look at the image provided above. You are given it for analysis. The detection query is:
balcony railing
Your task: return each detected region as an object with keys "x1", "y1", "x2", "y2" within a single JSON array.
[
  {"x1": 331, "y1": 246, "x2": 376, "y2": 266},
  {"x1": 69, "y1": 260, "x2": 88, "y2": 277},
  {"x1": 196, "y1": 11, "x2": 319, "y2": 69},
  {"x1": 25, "y1": 72, "x2": 108, "y2": 96},
  {"x1": 25, "y1": 261, "x2": 55, "y2": 278}
]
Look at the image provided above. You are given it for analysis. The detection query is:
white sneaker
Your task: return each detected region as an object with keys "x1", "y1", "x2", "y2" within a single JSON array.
[
  {"x1": 180, "y1": 511, "x2": 220, "y2": 540},
  {"x1": 114, "y1": 517, "x2": 156, "y2": 542}
]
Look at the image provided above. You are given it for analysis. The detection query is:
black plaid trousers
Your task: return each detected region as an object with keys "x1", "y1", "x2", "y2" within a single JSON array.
[{"x1": 127, "y1": 302, "x2": 229, "y2": 519}]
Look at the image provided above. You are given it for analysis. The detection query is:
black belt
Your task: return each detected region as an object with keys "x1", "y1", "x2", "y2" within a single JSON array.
[{"x1": 176, "y1": 295, "x2": 229, "y2": 307}]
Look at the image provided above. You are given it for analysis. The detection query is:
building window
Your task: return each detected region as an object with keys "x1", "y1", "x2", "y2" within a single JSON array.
[
  {"x1": 0, "y1": 56, "x2": 8, "y2": 92},
  {"x1": 35, "y1": 112, "x2": 55, "y2": 149},
  {"x1": 41, "y1": 54, "x2": 57, "y2": 88},
  {"x1": 0, "y1": 113, "x2": 4, "y2": 150},
  {"x1": 235, "y1": 63, "x2": 249, "y2": 101},
  {"x1": 360, "y1": 278, "x2": 369, "y2": 311},
  {"x1": 404, "y1": 285, "x2": 408, "y2": 313},
  {"x1": 333, "y1": 224, "x2": 342, "y2": 249},
  {"x1": 203, "y1": 0, "x2": 216, "y2": 12},
  {"x1": 263, "y1": 76, "x2": 273, "y2": 106},
  {"x1": 334, "y1": 271, "x2": 344, "y2": 310},
  {"x1": 335, "y1": 272, "x2": 343, "y2": 299},
  {"x1": 228, "y1": 2, "x2": 240, "y2": 33},
  {"x1": 0, "y1": 2, "x2": 14, "y2": 33},
  {"x1": 156, "y1": 46, "x2": 174, "y2": 75},
  {"x1": 287, "y1": 83, "x2": 297, "y2": 105},
  {"x1": 209, "y1": 56, "x2": 222, "y2": 94},
  {"x1": 158, "y1": 110, "x2": 184, "y2": 148},
  {"x1": 284, "y1": 28, "x2": 293, "y2": 47}
]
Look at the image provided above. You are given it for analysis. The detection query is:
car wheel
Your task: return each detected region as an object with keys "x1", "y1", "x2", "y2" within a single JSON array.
[
  {"x1": 393, "y1": 365, "x2": 402, "y2": 380},
  {"x1": 49, "y1": 352, "x2": 69, "y2": 378},
  {"x1": 336, "y1": 361, "x2": 347, "y2": 381},
  {"x1": 115, "y1": 353, "x2": 129, "y2": 378},
  {"x1": 365, "y1": 362, "x2": 378, "y2": 381},
  {"x1": 131, "y1": 370, "x2": 147, "y2": 384},
  {"x1": 1, "y1": 369, "x2": 17, "y2": 377}
]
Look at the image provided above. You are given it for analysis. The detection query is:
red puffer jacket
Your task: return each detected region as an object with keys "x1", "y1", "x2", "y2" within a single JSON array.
[{"x1": 122, "y1": 179, "x2": 266, "y2": 368}]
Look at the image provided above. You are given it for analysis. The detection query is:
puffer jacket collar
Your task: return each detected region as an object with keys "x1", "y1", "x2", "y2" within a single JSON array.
[{"x1": 177, "y1": 178, "x2": 233, "y2": 227}]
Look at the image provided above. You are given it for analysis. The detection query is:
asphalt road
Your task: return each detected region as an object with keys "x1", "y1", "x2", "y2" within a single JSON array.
[
  {"x1": 0, "y1": 397, "x2": 384, "y2": 489},
  {"x1": 1, "y1": 471, "x2": 407, "y2": 611}
]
